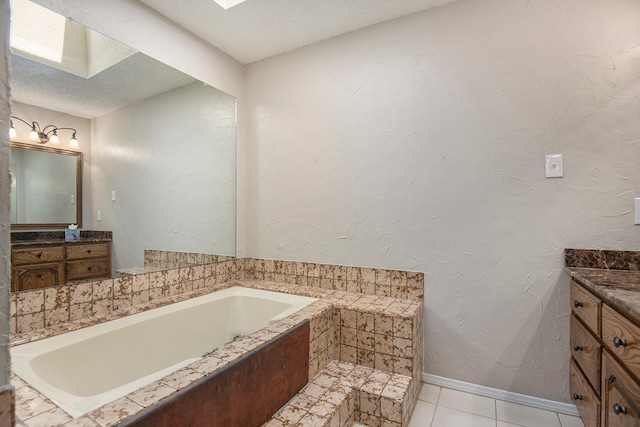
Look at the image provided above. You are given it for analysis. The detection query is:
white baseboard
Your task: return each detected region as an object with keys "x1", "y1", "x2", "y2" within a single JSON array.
[{"x1": 422, "y1": 373, "x2": 579, "y2": 417}]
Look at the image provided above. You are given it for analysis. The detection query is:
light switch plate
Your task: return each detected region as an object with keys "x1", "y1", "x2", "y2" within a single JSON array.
[
  {"x1": 635, "y1": 198, "x2": 640, "y2": 225},
  {"x1": 545, "y1": 154, "x2": 563, "y2": 178}
]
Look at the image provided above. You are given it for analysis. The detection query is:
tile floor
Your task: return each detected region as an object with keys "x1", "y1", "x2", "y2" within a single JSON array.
[{"x1": 358, "y1": 383, "x2": 585, "y2": 427}]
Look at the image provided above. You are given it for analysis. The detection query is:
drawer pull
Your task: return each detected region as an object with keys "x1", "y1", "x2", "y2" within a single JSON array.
[
  {"x1": 613, "y1": 403, "x2": 627, "y2": 415},
  {"x1": 613, "y1": 337, "x2": 627, "y2": 348},
  {"x1": 87, "y1": 250, "x2": 92, "y2": 254},
  {"x1": 572, "y1": 393, "x2": 583, "y2": 401},
  {"x1": 36, "y1": 274, "x2": 42, "y2": 279},
  {"x1": 573, "y1": 344, "x2": 583, "y2": 352},
  {"x1": 573, "y1": 300, "x2": 583, "y2": 308},
  {"x1": 87, "y1": 267, "x2": 92, "y2": 271},
  {"x1": 36, "y1": 253, "x2": 42, "y2": 258}
]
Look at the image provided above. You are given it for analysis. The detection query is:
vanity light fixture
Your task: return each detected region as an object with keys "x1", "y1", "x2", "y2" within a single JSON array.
[{"x1": 10, "y1": 115, "x2": 79, "y2": 148}]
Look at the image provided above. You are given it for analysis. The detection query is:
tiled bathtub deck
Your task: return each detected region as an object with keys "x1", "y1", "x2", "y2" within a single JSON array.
[
  {"x1": 266, "y1": 361, "x2": 415, "y2": 427},
  {"x1": 12, "y1": 279, "x2": 424, "y2": 427}
]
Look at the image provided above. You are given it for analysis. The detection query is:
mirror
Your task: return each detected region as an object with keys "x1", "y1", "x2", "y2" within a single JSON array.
[
  {"x1": 10, "y1": 142, "x2": 82, "y2": 229},
  {"x1": 10, "y1": 0, "x2": 237, "y2": 272}
]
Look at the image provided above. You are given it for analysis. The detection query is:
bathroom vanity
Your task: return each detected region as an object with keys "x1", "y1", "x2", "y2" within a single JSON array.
[
  {"x1": 565, "y1": 249, "x2": 640, "y2": 427},
  {"x1": 11, "y1": 231, "x2": 112, "y2": 291}
]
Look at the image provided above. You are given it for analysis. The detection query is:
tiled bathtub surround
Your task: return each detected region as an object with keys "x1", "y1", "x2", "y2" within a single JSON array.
[
  {"x1": 266, "y1": 360, "x2": 415, "y2": 427},
  {"x1": 13, "y1": 280, "x2": 423, "y2": 426},
  {"x1": 245, "y1": 258, "x2": 424, "y2": 301},
  {"x1": 12, "y1": 258, "x2": 424, "y2": 336},
  {"x1": 11, "y1": 259, "x2": 242, "y2": 337},
  {"x1": 143, "y1": 249, "x2": 235, "y2": 269},
  {"x1": 11, "y1": 257, "x2": 424, "y2": 426},
  {"x1": 565, "y1": 248, "x2": 640, "y2": 270}
]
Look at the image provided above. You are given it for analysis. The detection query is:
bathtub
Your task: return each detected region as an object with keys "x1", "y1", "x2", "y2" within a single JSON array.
[{"x1": 11, "y1": 286, "x2": 317, "y2": 418}]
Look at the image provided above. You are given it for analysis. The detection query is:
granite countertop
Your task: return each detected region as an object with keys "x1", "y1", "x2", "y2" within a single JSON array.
[
  {"x1": 11, "y1": 230, "x2": 112, "y2": 248},
  {"x1": 566, "y1": 267, "x2": 640, "y2": 326},
  {"x1": 11, "y1": 238, "x2": 112, "y2": 248}
]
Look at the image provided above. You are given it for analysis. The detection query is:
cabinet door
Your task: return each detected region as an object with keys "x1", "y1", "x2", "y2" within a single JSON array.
[
  {"x1": 571, "y1": 315, "x2": 601, "y2": 393},
  {"x1": 602, "y1": 305, "x2": 640, "y2": 383},
  {"x1": 602, "y1": 353, "x2": 640, "y2": 427},
  {"x1": 11, "y1": 262, "x2": 64, "y2": 292},
  {"x1": 570, "y1": 358, "x2": 600, "y2": 427}
]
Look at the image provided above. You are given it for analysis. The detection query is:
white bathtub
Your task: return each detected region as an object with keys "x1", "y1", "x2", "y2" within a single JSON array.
[{"x1": 11, "y1": 286, "x2": 317, "y2": 418}]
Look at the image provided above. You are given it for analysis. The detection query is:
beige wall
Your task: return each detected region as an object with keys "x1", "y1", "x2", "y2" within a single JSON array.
[
  {"x1": 0, "y1": 0, "x2": 13, "y2": 420},
  {"x1": 245, "y1": 0, "x2": 640, "y2": 402},
  {"x1": 91, "y1": 83, "x2": 237, "y2": 270}
]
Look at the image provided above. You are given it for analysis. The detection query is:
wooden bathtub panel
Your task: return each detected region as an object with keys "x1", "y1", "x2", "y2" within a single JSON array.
[{"x1": 118, "y1": 320, "x2": 310, "y2": 427}]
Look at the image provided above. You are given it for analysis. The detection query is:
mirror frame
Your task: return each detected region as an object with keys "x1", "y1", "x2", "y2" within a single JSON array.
[{"x1": 10, "y1": 141, "x2": 83, "y2": 229}]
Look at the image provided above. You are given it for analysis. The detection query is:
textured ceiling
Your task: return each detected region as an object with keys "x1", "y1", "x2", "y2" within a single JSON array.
[
  {"x1": 10, "y1": 0, "x2": 196, "y2": 119},
  {"x1": 11, "y1": 0, "x2": 460, "y2": 117},
  {"x1": 11, "y1": 52, "x2": 196, "y2": 119},
  {"x1": 139, "y1": 0, "x2": 460, "y2": 64}
]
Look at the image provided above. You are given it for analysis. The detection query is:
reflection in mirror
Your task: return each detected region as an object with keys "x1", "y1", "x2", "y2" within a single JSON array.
[
  {"x1": 10, "y1": 142, "x2": 82, "y2": 228},
  {"x1": 10, "y1": 0, "x2": 237, "y2": 274}
]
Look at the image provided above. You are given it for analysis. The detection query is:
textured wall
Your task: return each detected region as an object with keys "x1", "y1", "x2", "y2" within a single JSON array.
[
  {"x1": 245, "y1": 0, "x2": 640, "y2": 402},
  {"x1": 91, "y1": 82, "x2": 236, "y2": 271},
  {"x1": 0, "y1": 0, "x2": 11, "y2": 395}
]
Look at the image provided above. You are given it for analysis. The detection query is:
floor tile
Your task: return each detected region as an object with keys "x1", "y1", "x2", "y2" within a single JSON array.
[
  {"x1": 431, "y1": 406, "x2": 495, "y2": 427},
  {"x1": 496, "y1": 400, "x2": 561, "y2": 427},
  {"x1": 558, "y1": 413, "x2": 585, "y2": 427},
  {"x1": 437, "y1": 387, "x2": 496, "y2": 418},
  {"x1": 497, "y1": 422, "x2": 523, "y2": 427},
  {"x1": 408, "y1": 400, "x2": 436, "y2": 427},
  {"x1": 418, "y1": 383, "x2": 441, "y2": 404}
]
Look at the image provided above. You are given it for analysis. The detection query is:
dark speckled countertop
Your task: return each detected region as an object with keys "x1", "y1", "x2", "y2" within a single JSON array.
[
  {"x1": 565, "y1": 248, "x2": 640, "y2": 327},
  {"x1": 565, "y1": 267, "x2": 640, "y2": 324},
  {"x1": 11, "y1": 238, "x2": 112, "y2": 248},
  {"x1": 11, "y1": 230, "x2": 112, "y2": 247}
]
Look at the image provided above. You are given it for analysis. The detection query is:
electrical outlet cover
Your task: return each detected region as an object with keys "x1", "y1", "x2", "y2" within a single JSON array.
[{"x1": 545, "y1": 154, "x2": 563, "y2": 178}]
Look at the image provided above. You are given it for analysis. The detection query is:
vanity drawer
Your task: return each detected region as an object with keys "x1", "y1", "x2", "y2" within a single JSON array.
[
  {"x1": 602, "y1": 352, "x2": 640, "y2": 427},
  {"x1": 66, "y1": 243, "x2": 110, "y2": 260},
  {"x1": 602, "y1": 305, "x2": 640, "y2": 382},
  {"x1": 66, "y1": 258, "x2": 110, "y2": 281},
  {"x1": 570, "y1": 358, "x2": 600, "y2": 427},
  {"x1": 12, "y1": 246, "x2": 64, "y2": 265},
  {"x1": 571, "y1": 280, "x2": 601, "y2": 336},
  {"x1": 570, "y1": 314, "x2": 601, "y2": 392}
]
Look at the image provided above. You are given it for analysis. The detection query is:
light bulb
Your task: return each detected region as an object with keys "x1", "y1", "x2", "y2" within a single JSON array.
[
  {"x1": 49, "y1": 132, "x2": 60, "y2": 144},
  {"x1": 69, "y1": 135, "x2": 79, "y2": 148},
  {"x1": 29, "y1": 129, "x2": 39, "y2": 142},
  {"x1": 9, "y1": 126, "x2": 16, "y2": 139}
]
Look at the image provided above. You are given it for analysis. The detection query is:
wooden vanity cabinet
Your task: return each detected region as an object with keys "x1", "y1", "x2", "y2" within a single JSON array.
[
  {"x1": 570, "y1": 279, "x2": 640, "y2": 427},
  {"x1": 11, "y1": 246, "x2": 64, "y2": 292},
  {"x1": 570, "y1": 280, "x2": 602, "y2": 427},
  {"x1": 11, "y1": 242, "x2": 111, "y2": 291}
]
